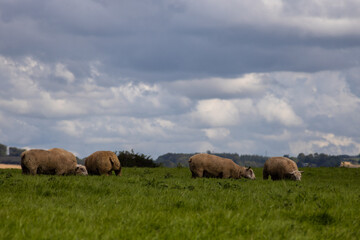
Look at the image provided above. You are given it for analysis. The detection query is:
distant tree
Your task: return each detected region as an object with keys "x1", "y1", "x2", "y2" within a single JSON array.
[
  {"x1": 9, "y1": 147, "x2": 26, "y2": 157},
  {"x1": 0, "y1": 143, "x2": 7, "y2": 156},
  {"x1": 117, "y1": 149, "x2": 158, "y2": 167},
  {"x1": 156, "y1": 152, "x2": 269, "y2": 168},
  {"x1": 297, "y1": 153, "x2": 305, "y2": 161},
  {"x1": 177, "y1": 162, "x2": 185, "y2": 168},
  {"x1": 156, "y1": 153, "x2": 194, "y2": 167},
  {"x1": 77, "y1": 157, "x2": 85, "y2": 165},
  {"x1": 306, "y1": 154, "x2": 314, "y2": 163},
  {"x1": 157, "y1": 152, "x2": 354, "y2": 168},
  {"x1": 239, "y1": 154, "x2": 268, "y2": 167},
  {"x1": 296, "y1": 152, "x2": 344, "y2": 167}
]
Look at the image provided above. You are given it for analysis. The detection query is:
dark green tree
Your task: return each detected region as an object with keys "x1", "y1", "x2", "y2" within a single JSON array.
[
  {"x1": 297, "y1": 153, "x2": 305, "y2": 161},
  {"x1": 0, "y1": 143, "x2": 7, "y2": 156},
  {"x1": 9, "y1": 147, "x2": 26, "y2": 156},
  {"x1": 117, "y1": 149, "x2": 158, "y2": 167}
]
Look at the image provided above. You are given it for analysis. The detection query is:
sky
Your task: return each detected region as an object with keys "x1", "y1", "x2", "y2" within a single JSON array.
[{"x1": 0, "y1": 0, "x2": 360, "y2": 159}]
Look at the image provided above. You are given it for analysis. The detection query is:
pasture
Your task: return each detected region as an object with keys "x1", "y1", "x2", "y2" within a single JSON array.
[{"x1": 0, "y1": 167, "x2": 359, "y2": 239}]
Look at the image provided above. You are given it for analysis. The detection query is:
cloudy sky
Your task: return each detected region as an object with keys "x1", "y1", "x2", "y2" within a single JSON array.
[{"x1": 0, "y1": 0, "x2": 360, "y2": 159}]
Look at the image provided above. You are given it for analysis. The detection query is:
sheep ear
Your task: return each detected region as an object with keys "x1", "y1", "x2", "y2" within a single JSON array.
[
  {"x1": 299, "y1": 171, "x2": 304, "y2": 173},
  {"x1": 247, "y1": 166, "x2": 251, "y2": 170}
]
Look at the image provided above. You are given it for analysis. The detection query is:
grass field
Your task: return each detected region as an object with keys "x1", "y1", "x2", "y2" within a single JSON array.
[{"x1": 0, "y1": 167, "x2": 359, "y2": 239}]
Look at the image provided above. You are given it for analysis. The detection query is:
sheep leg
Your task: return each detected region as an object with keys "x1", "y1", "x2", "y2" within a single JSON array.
[
  {"x1": 55, "y1": 169, "x2": 66, "y2": 176},
  {"x1": 21, "y1": 164, "x2": 30, "y2": 175},
  {"x1": 271, "y1": 174, "x2": 279, "y2": 181},
  {"x1": 263, "y1": 170, "x2": 269, "y2": 180},
  {"x1": 221, "y1": 172, "x2": 229, "y2": 179},
  {"x1": 28, "y1": 167, "x2": 37, "y2": 175},
  {"x1": 191, "y1": 169, "x2": 204, "y2": 178},
  {"x1": 98, "y1": 168, "x2": 110, "y2": 176},
  {"x1": 115, "y1": 169, "x2": 121, "y2": 176}
]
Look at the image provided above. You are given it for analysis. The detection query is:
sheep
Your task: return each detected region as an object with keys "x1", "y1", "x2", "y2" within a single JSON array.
[
  {"x1": 21, "y1": 148, "x2": 79, "y2": 175},
  {"x1": 188, "y1": 153, "x2": 255, "y2": 179},
  {"x1": 263, "y1": 157, "x2": 303, "y2": 181},
  {"x1": 340, "y1": 161, "x2": 360, "y2": 168},
  {"x1": 84, "y1": 151, "x2": 121, "y2": 176}
]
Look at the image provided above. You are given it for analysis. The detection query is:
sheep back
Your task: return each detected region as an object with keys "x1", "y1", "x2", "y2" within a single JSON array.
[
  {"x1": 21, "y1": 148, "x2": 77, "y2": 175},
  {"x1": 263, "y1": 157, "x2": 302, "y2": 181},
  {"x1": 188, "y1": 153, "x2": 255, "y2": 179},
  {"x1": 85, "y1": 151, "x2": 121, "y2": 176},
  {"x1": 340, "y1": 161, "x2": 360, "y2": 168}
]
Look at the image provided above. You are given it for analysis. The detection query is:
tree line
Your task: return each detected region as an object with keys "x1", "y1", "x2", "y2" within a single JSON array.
[
  {"x1": 295, "y1": 153, "x2": 360, "y2": 167},
  {"x1": 0, "y1": 143, "x2": 158, "y2": 167},
  {"x1": 0, "y1": 143, "x2": 26, "y2": 157},
  {"x1": 155, "y1": 152, "x2": 360, "y2": 168},
  {"x1": 155, "y1": 152, "x2": 268, "y2": 168},
  {"x1": 155, "y1": 152, "x2": 269, "y2": 168},
  {"x1": 0, "y1": 144, "x2": 26, "y2": 164},
  {"x1": 1, "y1": 143, "x2": 359, "y2": 167}
]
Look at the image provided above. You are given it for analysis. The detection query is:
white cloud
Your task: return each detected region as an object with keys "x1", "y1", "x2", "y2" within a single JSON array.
[
  {"x1": 56, "y1": 120, "x2": 85, "y2": 137},
  {"x1": 288, "y1": 17, "x2": 359, "y2": 37},
  {"x1": 289, "y1": 130, "x2": 360, "y2": 155},
  {"x1": 56, "y1": 116, "x2": 178, "y2": 142},
  {"x1": 168, "y1": 73, "x2": 266, "y2": 99},
  {"x1": 227, "y1": 140, "x2": 258, "y2": 155},
  {"x1": 194, "y1": 141, "x2": 216, "y2": 153},
  {"x1": 262, "y1": 0, "x2": 283, "y2": 12},
  {"x1": 315, "y1": 131, "x2": 355, "y2": 147},
  {"x1": 0, "y1": 55, "x2": 189, "y2": 118},
  {"x1": 0, "y1": 56, "x2": 86, "y2": 117},
  {"x1": 192, "y1": 99, "x2": 241, "y2": 127},
  {"x1": 110, "y1": 82, "x2": 159, "y2": 103},
  {"x1": 256, "y1": 94, "x2": 303, "y2": 126},
  {"x1": 258, "y1": 129, "x2": 292, "y2": 141},
  {"x1": 55, "y1": 63, "x2": 75, "y2": 83},
  {"x1": 0, "y1": 111, "x2": 39, "y2": 145},
  {"x1": 155, "y1": 118, "x2": 176, "y2": 129},
  {"x1": 1, "y1": 53, "x2": 360, "y2": 158},
  {"x1": 203, "y1": 128, "x2": 230, "y2": 140},
  {"x1": 0, "y1": 93, "x2": 87, "y2": 118}
]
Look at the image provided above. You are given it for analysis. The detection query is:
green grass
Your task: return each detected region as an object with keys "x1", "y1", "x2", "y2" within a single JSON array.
[{"x1": 0, "y1": 167, "x2": 359, "y2": 239}]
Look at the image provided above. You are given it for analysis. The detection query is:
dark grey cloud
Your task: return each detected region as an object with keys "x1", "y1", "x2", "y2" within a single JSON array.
[{"x1": 1, "y1": 0, "x2": 360, "y2": 82}]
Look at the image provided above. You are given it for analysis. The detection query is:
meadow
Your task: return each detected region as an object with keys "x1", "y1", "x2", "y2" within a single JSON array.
[{"x1": 0, "y1": 167, "x2": 359, "y2": 240}]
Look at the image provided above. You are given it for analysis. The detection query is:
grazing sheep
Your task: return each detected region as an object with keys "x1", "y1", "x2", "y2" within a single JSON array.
[
  {"x1": 85, "y1": 151, "x2": 121, "y2": 176},
  {"x1": 340, "y1": 161, "x2": 360, "y2": 168},
  {"x1": 188, "y1": 153, "x2": 255, "y2": 179},
  {"x1": 21, "y1": 148, "x2": 78, "y2": 175},
  {"x1": 263, "y1": 157, "x2": 303, "y2": 181},
  {"x1": 75, "y1": 164, "x2": 88, "y2": 175}
]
